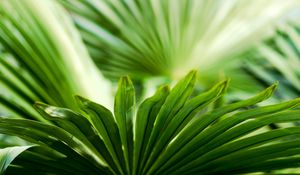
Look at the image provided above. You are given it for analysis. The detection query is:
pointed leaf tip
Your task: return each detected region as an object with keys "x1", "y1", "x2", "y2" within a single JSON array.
[
  {"x1": 270, "y1": 81, "x2": 278, "y2": 89},
  {"x1": 34, "y1": 102, "x2": 64, "y2": 120},
  {"x1": 33, "y1": 102, "x2": 50, "y2": 111},
  {"x1": 189, "y1": 70, "x2": 198, "y2": 74},
  {"x1": 117, "y1": 76, "x2": 135, "y2": 95},
  {"x1": 74, "y1": 95, "x2": 90, "y2": 107},
  {"x1": 220, "y1": 79, "x2": 230, "y2": 90},
  {"x1": 264, "y1": 82, "x2": 278, "y2": 96},
  {"x1": 33, "y1": 102, "x2": 54, "y2": 120},
  {"x1": 160, "y1": 85, "x2": 171, "y2": 93},
  {"x1": 209, "y1": 80, "x2": 229, "y2": 97},
  {"x1": 187, "y1": 70, "x2": 198, "y2": 79},
  {"x1": 119, "y1": 75, "x2": 133, "y2": 85}
]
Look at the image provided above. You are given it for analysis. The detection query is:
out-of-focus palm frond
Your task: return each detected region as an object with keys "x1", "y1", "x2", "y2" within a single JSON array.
[
  {"x1": 244, "y1": 23, "x2": 300, "y2": 100},
  {"x1": 0, "y1": 0, "x2": 113, "y2": 121},
  {"x1": 61, "y1": 0, "x2": 299, "y2": 82}
]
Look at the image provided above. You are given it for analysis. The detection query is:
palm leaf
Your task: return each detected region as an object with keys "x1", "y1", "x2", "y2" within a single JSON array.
[
  {"x1": 61, "y1": 0, "x2": 298, "y2": 82},
  {"x1": 0, "y1": 0, "x2": 113, "y2": 122},
  {"x1": 244, "y1": 23, "x2": 300, "y2": 100},
  {"x1": 1, "y1": 71, "x2": 300, "y2": 174},
  {"x1": 0, "y1": 146, "x2": 31, "y2": 174}
]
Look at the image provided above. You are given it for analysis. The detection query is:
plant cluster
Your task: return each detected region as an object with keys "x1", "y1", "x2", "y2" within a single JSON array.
[{"x1": 1, "y1": 0, "x2": 300, "y2": 174}]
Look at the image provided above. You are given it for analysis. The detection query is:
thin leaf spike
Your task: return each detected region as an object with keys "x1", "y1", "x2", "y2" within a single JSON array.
[
  {"x1": 140, "y1": 70, "x2": 197, "y2": 174},
  {"x1": 75, "y1": 95, "x2": 126, "y2": 175},
  {"x1": 133, "y1": 85, "x2": 170, "y2": 175},
  {"x1": 114, "y1": 76, "x2": 136, "y2": 174}
]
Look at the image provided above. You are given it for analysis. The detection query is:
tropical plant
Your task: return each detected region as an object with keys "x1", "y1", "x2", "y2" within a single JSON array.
[
  {"x1": 1, "y1": 0, "x2": 300, "y2": 174},
  {"x1": 1, "y1": 71, "x2": 300, "y2": 174},
  {"x1": 244, "y1": 22, "x2": 300, "y2": 101},
  {"x1": 0, "y1": 0, "x2": 298, "y2": 122},
  {"x1": 0, "y1": 0, "x2": 113, "y2": 122},
  {"x1": 0, "y1": 146, "x2": 31, "y2": 174},
  {"x1": 60, "y1": 0, "x2": 299, "y2": 82}
]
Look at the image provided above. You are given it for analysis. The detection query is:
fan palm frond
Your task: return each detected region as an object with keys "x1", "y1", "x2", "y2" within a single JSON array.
[
  {"x1": 244, "y1": 22, "x2": 300, "y2": 100},
  {"x1": 1, "y1": 71, "x2": 300, "y2": 174},
  {"x1": 61, "y1": 0, "x2": 299, "y2": 82},
  {"x1": 0, "y1": 0, "x2": 112, "y2": 121}
]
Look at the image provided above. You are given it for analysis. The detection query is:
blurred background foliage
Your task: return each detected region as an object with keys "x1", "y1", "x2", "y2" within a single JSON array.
[{"x1": 59, "y1": 0, "x2": 300, "y2": 99}]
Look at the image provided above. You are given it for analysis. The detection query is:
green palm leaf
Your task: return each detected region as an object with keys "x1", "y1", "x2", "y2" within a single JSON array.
[
  {"x1": 244, "y1": 23, "x2": 300, "y2": 100},
  {"x1": 61, "y1": 0, "x2": 298, "y2": 82},
  {"x1": 0, "y1": 0, "x2": 113, "y2": 121},
  {"x1": 1, "y1": 71, "x2": 300, "y2": 174},
  {"x1": 0, "y1": 146, "x2": 31, "y2": 174}
]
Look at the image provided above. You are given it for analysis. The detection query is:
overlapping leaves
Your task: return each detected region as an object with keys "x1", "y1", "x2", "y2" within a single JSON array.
[
  {"x1": 0, "y1": 0, "x2": 112, "y2": 123},
  {"x1": 61, "y1": 0, "x2": 298, "y2": 80},
  {"x1": 1, "y1": 71, "x2": 300, "y2": 174},
  {"x1": 243, "y1": 23, "x2": 300, "y2": 102}
]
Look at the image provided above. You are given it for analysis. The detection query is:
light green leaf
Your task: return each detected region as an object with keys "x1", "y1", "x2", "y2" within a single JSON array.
[
  {"x1": 0, "y1": 146, "x2": 31, "y2": 174},
  {"x1": 114, "y1": 76, "x2": 136, "y2": 174},
  {"x1": 0, "y1": 0, "x2": 113, "y2": 122},
  {"x1": 61, "y1": 0, "x2": 299, "y2": 83}
]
